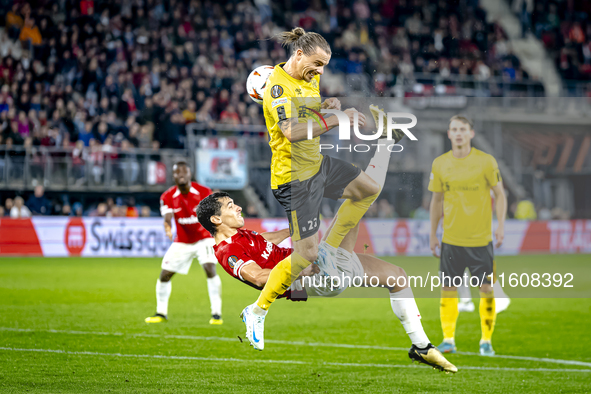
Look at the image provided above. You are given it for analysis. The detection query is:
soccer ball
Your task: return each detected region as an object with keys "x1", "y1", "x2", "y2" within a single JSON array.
[{"x1": 246, "y1": 65, "x2": 274, "y2": 104}]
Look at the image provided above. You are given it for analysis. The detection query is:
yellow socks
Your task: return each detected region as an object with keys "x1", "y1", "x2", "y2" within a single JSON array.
[
  {"x1": 255, "y1": 254, "x2": 310, "y2": 310},
  {"x1": 479, "y1": 291, "x2": 496, "y2": 342},
  {"x1": 440, "y1": 290, "x2": 459, "y2": 341},
  {"x1": 325, "y1": 191, "x2": 379, "y2": 249}
]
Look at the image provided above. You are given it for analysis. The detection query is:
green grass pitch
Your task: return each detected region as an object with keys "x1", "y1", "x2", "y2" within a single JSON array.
[{"x1": 1, "y1": 255, "x2": 590, "y2": 393}]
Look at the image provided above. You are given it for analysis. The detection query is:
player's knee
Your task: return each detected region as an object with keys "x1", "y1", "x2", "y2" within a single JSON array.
[
  {"x1": 300, "y1": 247, "x2": 318, "y2": 263},
  {"x1": 389, "y1": 266, "x2": 408, "y2": 290},
  {"x1": 202, "y1": 263, "x2": 217, "y2": 278},
  {"x1": 396, "y1": 266, "x2": 408, "y2": 282},
  {"x1": 159, "y1": 270, "x2": 174, "y2": 282},
  {"x1": 351, "y1": 178, "x2": 380, "y2": 201},
  {"x1": 363, "y1": 178, "x2": 380, "y2": 198}
]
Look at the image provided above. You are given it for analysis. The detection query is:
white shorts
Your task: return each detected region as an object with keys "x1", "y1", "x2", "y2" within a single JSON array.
[
  {"x1": 301, "y1": 246, "x2": 365, "y2": 297},
  {"x1": 161, "y1": 238, "x2": 217, "y2": 275}
]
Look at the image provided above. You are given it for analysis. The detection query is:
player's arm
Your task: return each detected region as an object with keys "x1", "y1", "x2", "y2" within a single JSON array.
[
  {"x1": 278, "y1": 116, "x2": 336, "y2": 142},
  {"x1": 164, "y1": 213, "x2": 173, "y2": 241},
  {"x1": 241, "y1": 264, "x2": 272, "y2": 288},
  {"x1": 260, "y1": 228, "x2": 290, "y2": 245},
  {"x1": 160, "y1": 195, "x2": 174, "y2": 241},
  {"x1": 278, "y1": 109, "x2": 365, "y2": 142},
  {"x1": 491, "y1": 183, "x2": 507, "y2": 248},
  {"x1": 429, "y1": 192, "x2": 444, "y2": 257}
]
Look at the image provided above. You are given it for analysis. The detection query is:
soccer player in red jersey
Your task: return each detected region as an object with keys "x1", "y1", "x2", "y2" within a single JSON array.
[
  {"x1": 197, "y1": 192, "x2": 457, "y2": 373},
  {"x1": 145, "y1": 161, "x2": 222, "y2": 325}
]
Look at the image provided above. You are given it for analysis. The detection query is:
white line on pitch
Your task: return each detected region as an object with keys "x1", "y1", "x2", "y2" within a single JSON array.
[
  {"x1": 2, "y1": 326, "x2": 591, "y2": 368},
  {"x1": 0, "y1": 347, "x2": 589, "y2": 374}
]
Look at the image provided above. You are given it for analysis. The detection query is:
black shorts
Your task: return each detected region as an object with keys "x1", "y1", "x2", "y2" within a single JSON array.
[
  {"x1": 273, "y1": 155, "x2": 362, "y2": 241},
  {"x1": 440, "y1": 242, "x2": 495, "y2": 287}
]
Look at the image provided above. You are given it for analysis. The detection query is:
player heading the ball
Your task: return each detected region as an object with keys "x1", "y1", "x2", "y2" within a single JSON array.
[{"x1": 241, "y1": 27, "x2": 410, "y2": 351}]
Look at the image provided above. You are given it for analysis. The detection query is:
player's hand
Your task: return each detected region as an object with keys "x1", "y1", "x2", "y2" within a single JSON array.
[
  {"x1": 343, "y1": 108, "x2": 366, "y2": 127},
  {"x1": 164, "y1": 223, "x2": 173, "y2": 241},
  {"x1": 495, "y1": 225, "x2": 505, "y2": 248},
  {"x1": 430, "y1": 235, "x2": 441, "y2": 258},
  {"x1": 321, "y1": 97, "x2": 341, "y2": 110},
  {"x1": 299, "y1": 263, "x2": 320, "y2": 277}
]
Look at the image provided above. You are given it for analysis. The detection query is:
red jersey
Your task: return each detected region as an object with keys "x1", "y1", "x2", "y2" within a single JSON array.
[
  {"x1": 160, "y1": 182, "x2": 212, "y2": 243},
  {"x1": 214, "y1": 228, "x2": 292, "y2": 287}
]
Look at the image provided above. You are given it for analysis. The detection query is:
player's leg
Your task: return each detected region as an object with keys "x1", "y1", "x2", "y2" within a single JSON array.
[
  {"x1": 469, "y1": 244, "x2": 496, "y2": 356},
  {"x1": 145, "y1": 269, "x2": 175, "y2": 323},
  {"x1": 438, "y1": 243, "x2": 467, "y2": 353},
  {"x1": 253, "y1": 178, "x2": 323, "y2": 312},
  {"x1": 202, "y1": 263, "x2": 223, "y2": 324},
  {"x1": 478, "y1": 281, "x2": 495, "y2": 356},
  {"x1": 324, "y1": 107, "x2": 393, "y2": 251},
  {"x1": 195, "y1": 238, "x2": 223, "y2": 325},
  {"x1": 253, "y1": 236, "x2": 317, "y2": 310},
  {"x1": 343, "y1": 252, "x2": 456, "y2": 373},
  {"x1": 146, "y1": 242, "x2": 193, "y2": 323},
  {"x1": 355, "y1": 254, "x2": 429, "y2": 347},
  {"x1": 242, "y1": 171, "x2": 328, "y2": 350},
  {"x1": 324, "y1": 169, "x2": 380, "y2": 251}
]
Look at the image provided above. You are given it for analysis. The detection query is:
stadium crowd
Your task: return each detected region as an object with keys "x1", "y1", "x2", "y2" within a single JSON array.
[
  {"x1": 0, "y1": 185, "x2": 157, "y2": 218},
  {"x1": 0, "y1": 0, "x2": 537, "y2": 158},
  {"x1": 512, "y1": 0, "x2": 591, "y2": 84}
]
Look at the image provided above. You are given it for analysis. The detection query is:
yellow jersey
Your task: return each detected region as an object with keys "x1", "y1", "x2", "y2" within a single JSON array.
[
  {"x1": 428, "y1": 148, "x2": 501, "y2": 247},
  {"x1": 263, "y1": 62, "x2": 323, "y2": 189}
]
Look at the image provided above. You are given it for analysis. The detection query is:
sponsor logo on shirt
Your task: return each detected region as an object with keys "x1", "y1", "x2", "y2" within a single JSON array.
[
  {"x1": 177, "y1": 216, "x2": 200, "y2": 225},
  {"x1": 271, "y1": 98, "x2": 288, "y2": 108},
  {"x1": 261, "y1": 240, "x2": 273, "y2": 260}
]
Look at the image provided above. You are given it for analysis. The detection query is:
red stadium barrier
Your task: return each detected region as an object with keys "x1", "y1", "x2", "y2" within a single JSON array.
[{"x1": 0, "y1": 218, "x2": 589, "y2": 257}]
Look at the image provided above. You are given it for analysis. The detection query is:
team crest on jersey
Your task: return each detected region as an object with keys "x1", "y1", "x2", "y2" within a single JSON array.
[
  {"x1": 311, "y1": 79, "x2": 317, "y2": 89},
  {"x1": 228, "y1": 255, "x2": 238, "y2": 269},
  {"x1": 270, "y1": 85, "x2": 283, "y2": 98}
]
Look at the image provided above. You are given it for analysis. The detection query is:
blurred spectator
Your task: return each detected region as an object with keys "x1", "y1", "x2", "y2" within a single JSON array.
[
  {"x1": 126, "y1": 197, "x2": 139, "y2": 217},
  {"x1": 140, "y1": 205, "x2": 153, "y2": 218},
  {"x1": 61, "y1": 204, "x2": 71, "y2": 216},
  {"x1": 182, "y1": 101, "x2": 197, "y2": 124},
  {"x1": 6, "y1": 5, "x2": 24, "y2": 40},
  {"x1": 72, "y1": 202, "x2": 83, "y2": 217},
  {"x1": 10, "y1": 196, "x2": 31, "y2": 218},
  {"x1": 412, "y1": 196, "x2": 431, "y2": 220},
  {"x1": 514, "y1": 199, "x2": 537, "y2": 220},
  {"x1": 26, "y1": 185, "x2": 52, "y2": 215},
  {"x1": 4, "y1": 198, "x2": 14, "y2": 215},
  {"x1": 89, "y1": 202, "x2": 108, "y2": 217},
  {"x1": 0, "y1": 206, "x2": 4, "y2": 216},
  {"x1": 19, "y1": 18, "x2": 42, "y2": 47}
]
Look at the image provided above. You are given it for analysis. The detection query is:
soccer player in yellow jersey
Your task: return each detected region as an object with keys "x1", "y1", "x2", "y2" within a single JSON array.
[
  {"x1": 428, "y1": 115, "x2": 507, "y2": 357},
  {"x1": 240, "y1": 27, "x2": 401, "y2": 350}
]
